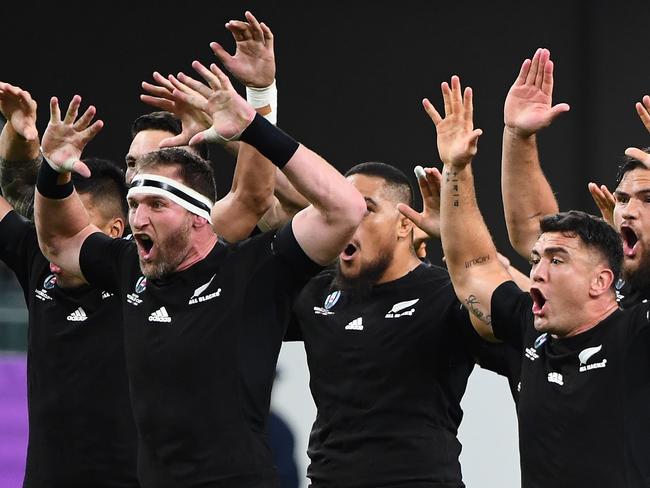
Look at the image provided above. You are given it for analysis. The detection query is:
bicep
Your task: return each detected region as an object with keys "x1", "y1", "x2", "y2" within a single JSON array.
[{"x1": 291, "y1": 205, "x2": 346, "y2": 266}]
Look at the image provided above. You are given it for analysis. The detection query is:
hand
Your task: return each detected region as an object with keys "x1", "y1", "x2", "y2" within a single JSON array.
[
  {"x1": 41, "y1": 96, "x2": 103, "y2": 177},
  {"x1": 588, "y1": 182, "x2": 615, "y2": 227},
  {"x1": 210, "y1": 11, "x2": 275, "y2": 88},
  {"x1": 0, "y1": 82, "x2": 38, "y2": 141},
  {"x1": 397, "y1": 166, "x2": 442, "y2": 239},
  {"x1": 625, "y1": 147, "x2": 650, "y2": 166},
  {"x1": 423, "y1": 75, "x2": 483, "y2": 169},
  {"x1": 141, "y1": 71, "x2": 212, "y2": 147},
  {"x1": 636, "y1": 95, "x2": 650, "y2": 133},
  {"x1": 169, "y1": 61, "x2": 255, "y2": 145},
  {"x1": 504, "y1": 48, "x2": 570, "y2": 137}
]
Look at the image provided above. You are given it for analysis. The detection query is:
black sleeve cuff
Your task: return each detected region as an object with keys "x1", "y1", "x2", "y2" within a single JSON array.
[
  {"x1": 490, "y1": 280, "x2": 531, "y2": 349},
  {"x1": 271, "y1": 220, "x2": 323, "y2": 280}
]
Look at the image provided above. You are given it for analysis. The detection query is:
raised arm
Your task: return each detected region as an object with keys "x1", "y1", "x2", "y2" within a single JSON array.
[
  {"x1": 170, "y1": 61, "x2": 365, "y2": 264},
  {"x1": 0, "y1": 82, "x2": 41, "y2": 218},
  {"x1": 142, "y1": 11, "x2": 280, "y2": 242},
  {"x1": 502, "y1": 48, "x2": 569, "y2": 257},
  {"x1": 426, "y1": 76, "x2": 511, "y2": 339},
  {"x1": 34, "y1": 96, "x2": 103, "y2": 277},
  {"x1": 399, "y1": 165, "x2": 530, "y2": 290}
]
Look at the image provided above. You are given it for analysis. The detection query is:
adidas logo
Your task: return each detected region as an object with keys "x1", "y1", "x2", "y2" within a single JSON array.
[
  {"x1": 101, "y1": 291, "x2": 114, "y2": 299},
  {"x1": 149, "y1": 307, "x2": 172, "y2": 323},
  {"x1": 67, "y1": 307, "x2": 88, "y2": 322},
  {"x1": 345, "y1": 317, "x2": 363, "y2": 330}
]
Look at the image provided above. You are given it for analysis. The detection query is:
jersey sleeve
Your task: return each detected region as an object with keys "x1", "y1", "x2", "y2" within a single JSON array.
[
  {"x1": 270, "y1": 221, "x2": 324, "y2": 285},
  {"x1": 0, "y1": 210, "x2": 41, "y2": 290},
  {"x1": 79, "y1": 232, "x2": 135, "y2": 293},
  {"x1": 490, "y1": 280, "x2": 533, "y2": 350}
]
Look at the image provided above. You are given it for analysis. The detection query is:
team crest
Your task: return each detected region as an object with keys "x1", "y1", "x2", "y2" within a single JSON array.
[
  {"x1": 43, "y1": 274, "x2": 57, "y2": 290},
  {"x1": 135, "y1": 276, "x2": 147, "y2": 294},
  {"x1": 324, "y1": 291, "x2": 341, "y2": 310},
  {"x1": 534, "y1": 333, "x2": 548, "y2": 349}
]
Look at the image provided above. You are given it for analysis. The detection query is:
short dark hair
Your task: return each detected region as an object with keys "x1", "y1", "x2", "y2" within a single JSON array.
[
  {"x1": 73, "y1": 158, "x2": 129, "y2": 220},
  {"x1": 615, "y1": 146, "x2": 650, "y2": 187},
  {"x1": 539, "y1": 210, "x2": 623, "y2": 287},
  {"x1": 345, "y1": 162, "x2": 414, "y2": 206},
  {"x1": 131, "y1": 111, "x2": 208, "y2": 159},
  {"x1": 134, "y1": 147, "x2": 217, "y2": 203}
]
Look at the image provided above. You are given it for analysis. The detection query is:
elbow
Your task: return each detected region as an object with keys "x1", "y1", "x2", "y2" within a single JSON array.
[{"x1": 333, "y1": 188, "x2": 366, "y2": 231}]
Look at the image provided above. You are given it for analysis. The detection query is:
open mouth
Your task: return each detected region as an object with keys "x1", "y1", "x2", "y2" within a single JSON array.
[
  {"x1": 530, "y1": 287, "x2": 547, "y2": 315},
  {"x1": 340, "y1": 243, "x2": 358, "y2": 261},
  {"x1": 620, "y1": 226, "x2": 639, "y2": 257},
  {"x1": 134, "y1": 233, "x2": 155, "y2": 260}
]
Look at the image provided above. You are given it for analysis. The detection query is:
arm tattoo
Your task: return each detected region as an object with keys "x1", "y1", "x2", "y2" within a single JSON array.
[
  {"x1": 464, "y1": 255, "x2": 490, "y2": 268},
  {"x1": 464, "y1": 294, "x2": 492, "y2": 325},
  {"x1": 444, "y1": 168, "x2": 460, "y2": 207},
  {"x1": 0, "y1": 154, "x2": 41, "y2": 220}
]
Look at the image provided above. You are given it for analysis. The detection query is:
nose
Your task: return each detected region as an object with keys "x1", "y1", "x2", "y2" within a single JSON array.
[
  {"x1": 130, "y1": 204, "x2": 150, "y2": 230},
  {"x1": 621, "y1": 197, "x2": 641, "y2": 221},
  {"x1": 530, "y1": 259, "x2": 547, "y2": 283}
]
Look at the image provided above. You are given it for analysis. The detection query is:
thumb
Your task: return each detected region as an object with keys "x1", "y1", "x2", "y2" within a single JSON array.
[
  {"x1": 23, "y1": 125, "x2": 38, "y2": 142},
  {"x1": 549, "y1": 103, "x2": 570, "y2": 120},
  {"x1": 188, "y1": 131, "x2": 206, "y2": 146},
  {"x1": 72, "y1": 160, "x2": 91, "y2": 178}
]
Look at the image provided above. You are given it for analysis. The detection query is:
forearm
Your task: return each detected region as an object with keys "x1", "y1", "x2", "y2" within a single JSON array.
[
  {"x1": 34, "y1": 169, "x2": 94, "y2": 268},
  {"x1": 440, "y1": 164, "x2": 509, "y2": 327},
  {"x1": 0, "y1": 123, "x2": 41, "y2": 218},
  {"x1": 501, "y1": 127, "x2": 558, "y2": 258},
  {"x1": 283, "y1": 146, "x2": 363, "y2": 226}
]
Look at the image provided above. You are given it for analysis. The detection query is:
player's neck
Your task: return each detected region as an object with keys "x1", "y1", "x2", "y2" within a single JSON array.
[
  {"x1": 375, "y1": 250, "x2": 422, "y2": 285},
  {"x1": 174, "y1": 231, "x2": 220, "y2": 274},
  {"x1": 560, "y1": 296, "x2": 619, "y2": 338}
]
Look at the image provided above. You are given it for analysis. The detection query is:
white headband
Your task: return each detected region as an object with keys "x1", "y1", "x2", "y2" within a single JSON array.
[{"x1": 128, "y1": 173, "x2": 214, "y2": 223}]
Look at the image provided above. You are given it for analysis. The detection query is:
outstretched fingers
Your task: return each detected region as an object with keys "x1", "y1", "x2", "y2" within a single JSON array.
[
  {"x1": 525, "y1": 48, "x2": 542, "y2": 86},
  {"x1": 244, "y1": 11, "x2": 265, "y2": 42},
  {"x1": 73, "y1": 105, "x2": 97, "y2": 131},
  {"x1": 422, "y1": 98, "x2": 443, "y2": 125},
  {"x1": 636, "y1": 95, "x2": 650, "y2": 132},
  {"x1": 625, "y1": 147, "x2": 650, "y2": 166},
  {"x1": 63, "y1": 95, "x2": 82, "y2": 125},
  {"x1": 192, "y1": 60, "x2": 222, "y2": 90},
  {"x1": 49, "y1": 97, "x2": 62, "y2": 123}
]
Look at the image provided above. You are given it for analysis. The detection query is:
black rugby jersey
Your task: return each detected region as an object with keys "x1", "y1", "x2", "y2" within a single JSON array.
[
  {"x1": 0, "y1": 211, "x2": 139, "y2": 488},
  {"x1": 288, "y1": 263, "x2": 475, "y2": 488},
  {"x1": 79, "y1": 222, "x2": 320, "y2": 488},
  {"x1": 615, "y1": 277, "x2": 650, "y2": 310},
  {"x1": 491, "y1": 280, "x2": 650, "y2": 488}
]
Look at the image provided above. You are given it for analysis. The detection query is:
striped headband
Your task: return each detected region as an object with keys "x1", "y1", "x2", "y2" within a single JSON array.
[{"x1": 127, "y1": 173, "x2": 213, "y2": 223}]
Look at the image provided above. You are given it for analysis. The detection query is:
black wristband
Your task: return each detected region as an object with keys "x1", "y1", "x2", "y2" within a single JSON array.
[
  {"x1": 36, "y1": 161, "x2": 73, "y2": 199},
  {"x1": 239, "y1": 113, "x2": 299, "y2": 168}
]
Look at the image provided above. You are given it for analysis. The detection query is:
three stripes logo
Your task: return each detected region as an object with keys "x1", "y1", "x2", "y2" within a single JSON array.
[
  {"x1": 67, "y1": 307, "x2": 88, "y2": 322},
  {"x1": 149, "y1": 307, "x2": 172, "y2": 323},
  {"x1": 345, "y1": 317, "x2": 363, "y2": 331}
]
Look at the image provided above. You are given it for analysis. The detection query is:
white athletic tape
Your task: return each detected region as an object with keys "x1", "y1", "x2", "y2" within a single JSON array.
[
  {"x1": 201, "y1": 126, "x2": 244, "y2": 145},
  {"x1": 246, "y1": 80, "x2": 277, "y2": 125},
  {"x1": 128, "y1": 173, "x2": 214, "y2": 224},
  {"x1": 414, "y1": 165, "x2": 426, "y2": 180},
  {"x1": 41, "y1": 150, "x2": 78, "y2": 174}
]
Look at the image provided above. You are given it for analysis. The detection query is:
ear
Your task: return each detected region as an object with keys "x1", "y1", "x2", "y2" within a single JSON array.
[
  {"x1": 589, "y1": 266, "x2": 615, "y2": 298},
  {"x1": 107, "y1": 217, "x2": 125, "y2": 238},
  {"x1": 192, "y1": 214, "x2": 211, "y2": 229},
  {"x1": 397, "y1": 214, "x2": 414, "y2": 240}
]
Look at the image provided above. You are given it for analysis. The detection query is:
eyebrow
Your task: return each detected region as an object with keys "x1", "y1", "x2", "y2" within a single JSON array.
[{"x1": 614, "y1": 188, "x2": 650, "y2": 197}]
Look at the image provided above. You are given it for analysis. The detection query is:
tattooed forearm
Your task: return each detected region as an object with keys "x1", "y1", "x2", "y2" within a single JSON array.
[
  {"x1": 444, "y1": 168, "x2": 460, "y2": 207},
  {"x1": 464, "y1": 255, "x2": 490, "y2": 268},
  {"x1": 464, "y1": 294, "x2": 492, "y2": 325}
]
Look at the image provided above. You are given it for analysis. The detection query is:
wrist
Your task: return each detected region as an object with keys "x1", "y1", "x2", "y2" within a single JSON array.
[
  {"x1": 246, "y1": 80, "x2": 277, "y2": 125},
  {"x1": 504, "y1": 124, "x2": 537, "y2": 140},
  {"x1": 36, "y1": 158, "x2": 73, "y2": 199},
  {"x1": 239, "y1": 113, "x2": 298, "y2": 169}
]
